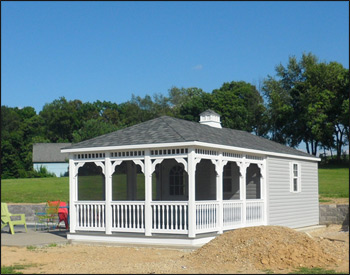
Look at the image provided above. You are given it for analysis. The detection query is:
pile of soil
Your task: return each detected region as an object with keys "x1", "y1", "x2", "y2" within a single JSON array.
[
  {"x1": 188, "y1": 225, "x2": 340, "y2": 272},
  {"x1": 1, "y1": 225, "x2": 348, "y2": 274}
]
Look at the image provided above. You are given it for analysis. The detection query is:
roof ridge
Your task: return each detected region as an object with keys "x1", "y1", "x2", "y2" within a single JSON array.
[{"x1": 160, "y1": 116, "x2": 188, "y2": 142}]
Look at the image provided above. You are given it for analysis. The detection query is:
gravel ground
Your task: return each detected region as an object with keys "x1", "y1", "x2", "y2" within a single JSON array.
[{"x1": 1, "y1": 225, "x2": 348, "y2": 274}]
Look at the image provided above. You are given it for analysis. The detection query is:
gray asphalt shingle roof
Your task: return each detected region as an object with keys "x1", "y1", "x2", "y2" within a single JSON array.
[
  {"x1": 63, "y1": 116, "x2": 317, "y2": 159},
  {"x1": 33, "y1": 143, "x2": 71, "y2": 162}
]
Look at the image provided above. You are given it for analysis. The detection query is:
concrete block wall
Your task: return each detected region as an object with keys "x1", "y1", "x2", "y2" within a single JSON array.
[
  {"x1": 5, "y1": 203, "x2": 349, "y2": 227},
  {"x1": 319, "y1": 204, "x2": 349, "y2": 226},
  {"x1": 7, "y1": 204, "x2": 46, "y2": 223}
]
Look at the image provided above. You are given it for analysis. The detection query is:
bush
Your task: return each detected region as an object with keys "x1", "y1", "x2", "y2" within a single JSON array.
[
  {"x1": 319, "y1": 154, "x2": 349, "y2": 168},
  {"x1": 29, "y1": 166, "x2": 56, "y2": 178}
]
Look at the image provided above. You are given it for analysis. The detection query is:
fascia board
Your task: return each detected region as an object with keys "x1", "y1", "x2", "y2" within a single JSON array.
[
  {"x1": 193, "y1": 141, "x2": 320, "y2": 162},
  {"x1": 61, "y1": 141, "x2": 320, "y2": 162}
]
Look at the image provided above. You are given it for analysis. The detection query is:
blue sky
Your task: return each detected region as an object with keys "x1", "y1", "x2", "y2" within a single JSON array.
[{"x1": 2, "y1": 1, "x2": 349, "y2": 114}]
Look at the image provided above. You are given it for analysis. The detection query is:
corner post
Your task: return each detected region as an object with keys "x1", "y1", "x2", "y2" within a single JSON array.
[
  {"x1": 69, "y1": 155, "x2": 76, "y2": 233},
  {"x1": 105, "y1": 154, "x2": 112, "y2": 234},
  {"x1": 144, "y1": 150, "x2": 152, "y2": 236},
  {"x1": 215, "y1": 153, "x2": 225, "y2": 234},
  {"x1": 238, "y1": 156, "x2": 248, "y2": 226},
  {"x1": 187, "y1": 148, "x2": 196, "y2": 238}
]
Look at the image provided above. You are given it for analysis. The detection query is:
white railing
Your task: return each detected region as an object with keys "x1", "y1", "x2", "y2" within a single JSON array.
[
  {"x1": 223, "y1": 200, "x2": 243, "y2": 229},
  {"x1": 73, "y1": 199, "x2": 264, "y2": 234},
  {"x1": 75, "y1": 201, "x2": 105, "y2": 231},
  {"x1": 111, "y1": 201, "x2": 145, "y2": 232},
  {"x1": 151, "y1": 202, "x2": 188, "y2": 234},
  {"x1": 195, "y1": 201, "x2": 219, "y2": 233},
  {"x1": 246, "y1": 200, "x2": 264, "y2": 224}
]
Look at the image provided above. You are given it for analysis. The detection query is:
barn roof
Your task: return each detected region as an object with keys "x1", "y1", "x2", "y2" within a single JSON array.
[
  {"x1": 33, "y1": 143, "x2": 71, "y2": 163},
  {"x1": 62, "y1": 116, "x2": 317, "y2": 159}
]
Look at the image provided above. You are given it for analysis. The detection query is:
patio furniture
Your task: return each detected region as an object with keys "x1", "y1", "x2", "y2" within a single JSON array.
[
  {"x1": 1, "y1": 202, "x2": 27, "y2": 234},
  {"x1": 35, "y1": 200, "x2": 61, "y2": 231},
  {"x1": 58, "y1": 202, "x2": 69, "y2": 230}
]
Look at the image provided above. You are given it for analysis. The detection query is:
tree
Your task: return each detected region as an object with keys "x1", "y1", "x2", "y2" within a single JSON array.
[
  {"x1": 1, "y1": 106, "x2": 46, "y2": 178},
  {"x1": 212, "y1": 81, "x2": 268, "y2": 136},
  {"x1": 263, "y1": 52, "x2": 349, "y2": 156},
  {"x1": 39, "y1": 97, "x2": 84, "y2": 142},
  {"x1": 176, "y1": 87, "x2": 213, "y2": 122},
  {"x1": 72, "y1": 119, "x2": 119, "y2": 143},
  {"x1": 310, "y1": 62, "x2": 349, "y2": 160}
]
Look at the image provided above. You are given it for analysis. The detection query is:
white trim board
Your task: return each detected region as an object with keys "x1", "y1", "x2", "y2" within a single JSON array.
[
  {"x1": 62, "y1": 141, "x2": 320, "y2": 162},
  {"x1": 67, "y1": 233, "x2": 216, "y2": 248}
]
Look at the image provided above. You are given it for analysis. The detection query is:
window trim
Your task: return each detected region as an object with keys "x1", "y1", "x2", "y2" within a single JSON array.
[{"x1": 290, "y1": 162, "x2": 301, "y2": 193}]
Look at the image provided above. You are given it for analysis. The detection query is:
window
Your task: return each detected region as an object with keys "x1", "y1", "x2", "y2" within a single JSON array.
[
  {"x1": 291, "y1": 162, "x2": 300, "y2": 193},
  {"x1": 169, "y1": 166, "x2": 184, "y2": 196}
]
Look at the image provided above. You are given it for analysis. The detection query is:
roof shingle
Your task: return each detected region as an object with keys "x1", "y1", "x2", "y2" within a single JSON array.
[{"x1": 63, "y1": 116, "x2": 316, "y2": 159}]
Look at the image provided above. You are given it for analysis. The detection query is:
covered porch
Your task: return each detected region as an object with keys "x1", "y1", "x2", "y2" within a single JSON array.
[{"x1": 67, "y1": 146, "x2": 266, "y2": 240}]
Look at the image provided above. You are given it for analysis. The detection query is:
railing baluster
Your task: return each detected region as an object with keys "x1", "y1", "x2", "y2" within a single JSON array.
[
  {"x1": 175, "y1": 205, "x2": 178, "y2": 230},
  {"x1": 170, "y1": 205, "x2": 173, "y2": 230},
  {"x1": 83, "y1": 205, "x2": 86, "y2": 227},
  {"x1": 141, "y1": 204, "x2": 144, "y2": 229},
  {"x1": 121, "y1": 205, "x2": 124, "y2": 228}
]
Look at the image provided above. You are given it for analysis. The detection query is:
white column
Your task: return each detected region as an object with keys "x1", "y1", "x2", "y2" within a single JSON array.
[
  {"x1": 187, "y1": 148, "x2": 197, "y2": 238},
  {"x1": 238, "y1": 156, "x2": 247, "y2": 226},
  {"x1": 144, "y1": 150, "x2": 152, "y2": 236},
  {"x1": 69, "y1": 155, "x2": 76, "y2": 233},
  {"x1": 258, "y1": 161, "x2": 267, "y2": 225},
  {"x1": 215, "y1": 153, "x2": 225, "y2": 234},
  {"x1": 105, "y1": 155, "x2": 112, "y2": 234}
]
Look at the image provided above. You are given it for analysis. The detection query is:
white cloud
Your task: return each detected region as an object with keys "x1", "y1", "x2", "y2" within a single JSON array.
[{"x1": 192, "y1": 64, "x2": 203, "y2": 70}]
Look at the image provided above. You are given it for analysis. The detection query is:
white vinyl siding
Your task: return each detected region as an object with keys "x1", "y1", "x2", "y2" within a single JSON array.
[{"x1": 266, "y1": 157, "x2": 319, "y2": 228}]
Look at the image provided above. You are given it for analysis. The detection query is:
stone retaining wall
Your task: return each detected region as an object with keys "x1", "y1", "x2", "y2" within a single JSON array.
[
  {"x1": 319, "y1": 204, "x2": 349, "y2": 226},
  {"x1": 6, "y1": 203, "x2": 349, "y2": 226},
  {"x1": 7, "y1": 204, "x2": 46, "y2": 223}
]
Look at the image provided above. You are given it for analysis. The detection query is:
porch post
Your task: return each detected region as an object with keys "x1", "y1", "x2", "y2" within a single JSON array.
[
  {"x1": 144, "y1": 150, "x2": 152, "y2": 236},
  {"x1": 238, "y1": 156, "x2": 247, "y2": 226},
  {"x1": 188, "y1": 148, "x2": 196, "y2": 238},
  {"x1": 105, "y1": 155, "x2": 112, "y2": 234},
  {"x1": 259, "y1": 160, "x2": 268, "y2": 225},
  {"x1": 69, "y1": 155, "x2": 76, "y2": 233},
  {"x1": 216, "y1": 153, "x2": 224, "y2": 234}
]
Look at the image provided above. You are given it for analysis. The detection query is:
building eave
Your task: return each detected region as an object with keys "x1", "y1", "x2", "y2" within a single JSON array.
[{"x1": 61, "y1": 141, "x2": 320, "y2": 162}]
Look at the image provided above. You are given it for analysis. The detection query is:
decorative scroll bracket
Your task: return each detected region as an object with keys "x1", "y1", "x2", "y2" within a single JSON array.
[{"x1": 175, "y1": 157, "x2": 188, "y2": 172}]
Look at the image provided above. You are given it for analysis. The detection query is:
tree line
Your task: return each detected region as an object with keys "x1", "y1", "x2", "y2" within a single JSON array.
[{"x1": 1, "y1": 53, "x2": 349, "y2": 178}]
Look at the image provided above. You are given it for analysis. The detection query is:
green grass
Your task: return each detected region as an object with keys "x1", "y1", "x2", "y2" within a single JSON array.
[
  {"x1": 288, "y1": 267, "x2": 343, "y2": 274},
  {"x1": 1, "y1": 177, "x2": 69, "y2": 203},
  {"x1": 1, "y1": 166, "x2": 348, "y2": 203},
  {"x1": 1, "y1": 264, "x2": 31, "y2": 274},
  {"x1": 318, "y1": 167, "x2": 349, "y2": 198}
]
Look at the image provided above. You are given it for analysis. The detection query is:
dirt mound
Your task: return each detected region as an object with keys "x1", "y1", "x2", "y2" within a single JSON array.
[{"x1": 189, "y1": 226, "x2": 339, "y2": 272}]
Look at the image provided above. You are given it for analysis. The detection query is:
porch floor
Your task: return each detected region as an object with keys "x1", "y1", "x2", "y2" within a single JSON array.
[{"x1": 67, "y1": 230, "x2": 221, "y2": 249}]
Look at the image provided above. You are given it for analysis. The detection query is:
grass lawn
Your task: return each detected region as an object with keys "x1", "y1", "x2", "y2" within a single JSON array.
[
  {"x1": 318, "y1": 167, "x2": 349, "y2": 199},
  {"x1": 1, "y1": 165, "x2": 348, "y2": 203},
  {"x1": 1, "y1": 177, "x2": 69, "y2": 203}
]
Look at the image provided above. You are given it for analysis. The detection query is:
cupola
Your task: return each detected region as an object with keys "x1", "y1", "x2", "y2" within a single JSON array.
[{"x1": 199, "y1": 109, "x2": 222, "y2": 128}]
